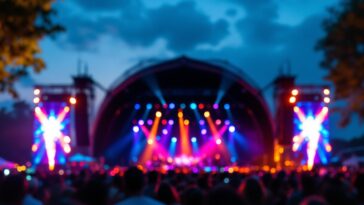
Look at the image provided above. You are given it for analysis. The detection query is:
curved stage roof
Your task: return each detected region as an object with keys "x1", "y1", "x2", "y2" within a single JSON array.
[{"x1": 92, "y1": 56, "x2": 275, "y2": 166}]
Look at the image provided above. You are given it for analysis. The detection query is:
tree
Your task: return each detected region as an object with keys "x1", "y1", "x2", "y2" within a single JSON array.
[
  {"x1": 316, "y1": 0, "x2": 364, "y2": 126},
  {"x1": 0, "y1": 0, "x2": 63, "y2": 97}
]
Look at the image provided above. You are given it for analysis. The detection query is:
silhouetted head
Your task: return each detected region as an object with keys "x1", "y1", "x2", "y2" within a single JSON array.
[
  {"x1": 300, "y1": 195, "x2": 327, "y2": 205},
  {"x1": 181, "y1": 187, "x2": 205, "y2": 205},
  {"x1": 239, "y1": 177, "x2": 265, "y2": 205},
  {"x1": 156, "y1": 182, "x2": 179, "y2": 205},
  {"x1": 123, "y1": 167, "x2": 145, "y2": 196},
  {"x1": 77, "y1": 178, "x2": 109, "y2": 205},
  {"x1": 207, "y1": 185, "x2": 243, "y2": 205},
  {"x1": 147, "y1": 170, "x2": 160, "y2": 185},
  {"x1": 0, "y1": 174, "x2": 26, "y2": 205}
]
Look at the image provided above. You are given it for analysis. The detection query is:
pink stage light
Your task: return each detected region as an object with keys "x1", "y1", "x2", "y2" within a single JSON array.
[
  {"x1": 292, "y1": 106, "x2": 330, "y2": 170},
  {"x1": 35, "y1": 106, "x2": 71, "y2": 171}
]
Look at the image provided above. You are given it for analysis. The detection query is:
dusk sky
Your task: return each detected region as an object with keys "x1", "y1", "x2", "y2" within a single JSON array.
[{"x1": 1, "y1": 0, "x2": 363, "y2": 138}]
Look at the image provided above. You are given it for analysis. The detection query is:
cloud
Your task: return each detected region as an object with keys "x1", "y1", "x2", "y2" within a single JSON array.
[
  {"x1": 73, "y1": 0, "x2": 131, "y2": 11},
  {"x1": 57, "y1": 16, "x2": 102, "y2": 51},
  {"x1": 58, "y1": 1, "x2": 229, "y2": 52},
  {"x1": 190, "y1": 12, "x2": 327, "y2": 87},
  {"x1": 230, "y1": 0, "x2": 289, "y2": 48},
  {"x1": 229, "y1": 0, "x2": 278, "y2": 18}
]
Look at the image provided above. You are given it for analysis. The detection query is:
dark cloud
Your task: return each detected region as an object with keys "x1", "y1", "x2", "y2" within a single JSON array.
[
  {"x1": 59, "y1": 1, "x2": 229, "y2": 52},
  {"x1": 232, "y1": 0, "x2": 289, "y2": 48},
  {"x1": 190, "y1": 12, "x2": 327, "y2": 87},
  {"x1": 229, "y1": 0, "x2": 278, "y2": 18},
  {"x1": 73, "y1": 0, "x2": 131, "y2": 11},
  {"x1": 281, "y1": 14, "x2": 327, "y2": 84},
  {"x1": 225, "y1": 8, "x2": 238, "y2": 18},
  {"x1": 236, "y1": 17, "x2": 289, "y2": 48},
  {"x1": 58, "y1": 16, "x2": 101, "y2": 51},
  {"x1": 117, "y1": 1, "x2": 228, "y2": 51}
]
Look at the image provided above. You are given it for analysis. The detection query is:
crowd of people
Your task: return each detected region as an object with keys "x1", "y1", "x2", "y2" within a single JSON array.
[{"x1": 0, "y1": 166, "x2": 364, "y2": 205}]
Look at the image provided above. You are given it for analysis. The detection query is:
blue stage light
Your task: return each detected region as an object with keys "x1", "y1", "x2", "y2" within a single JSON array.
[
  {"x1": 133, "y1": 126, "x2": 139, "y2": 133},
  {"x1": 190, "y1": 103, "x2": 197, "y2": 110},
  {"x1": 169, "y1": 103, "x2": 175, "y2": 109},
  {"x1": 228, "y1": 125, "x2": 235, "y2": 133},
  {"x1": 134, "y1": 104, "x2": 141, "y2": 110}
]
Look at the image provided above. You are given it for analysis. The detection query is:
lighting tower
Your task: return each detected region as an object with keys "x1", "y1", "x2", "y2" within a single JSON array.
[
  {"x1": 72, "y1": 70, "x2": 95, "y2": 155},
  {"x1": 273, "y1": 74, "x2": 296, "y2": 167}
]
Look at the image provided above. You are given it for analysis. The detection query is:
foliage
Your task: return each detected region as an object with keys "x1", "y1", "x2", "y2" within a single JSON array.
[
  {"x1": 316, "y1": 0, "x2": 364, "y2": 126},
  {"x1": 0, "y1": 0, "x2": 63, "y2": 97}
]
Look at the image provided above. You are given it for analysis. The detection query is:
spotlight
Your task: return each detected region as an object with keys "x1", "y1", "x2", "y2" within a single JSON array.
[
  {"x1": 33, "y1": 88, "x2": 40, "y2": 95},
  {"x1": 216, "y1": 138, "x2": 222, "y2": 145},
  {"x1": 184, "y1": 119, "x2": 189, "y2": 125},
  {"x1": 147, "y1": 139, "x2": 154, "y2": 145},
  {"x1": 204, "y1": 111, "x2": 210, "y2": 118},
  {"x1": 31, "y1": 144, "x2": 38, "y2": 152},
  {"x1": 190, "y1": 103, "x2": 197, "y2": 110},
  {"x1": 69, "y1": 97, "x2": 77, "y2": 105},
  {"x1": 162, "y1": 129, "x2": 168, "y2": 135},
  {"x1": 294, "y1": 106, "x2": 299, "y2": 112},
  {"x1": 325, "y1": 144, "x2": 332, "y2": 152},
  {"x1": 293, "y1": 135, "x2": 299, "y2": 143},
  {"x1": 224, "y1": 104, "x2": 230, "y2": 110},
  {"x1": 134, "y1": 104, "x2": 141, "y2": 110},
  {"x1": 228, "y1": 125, "x2": 236, "y2": 133},
  {"x1": 289, "y1": 96, "x2": 296, "y2": 104},
  {"x1": 33, "y1": 97, "x2": 40, "y2": 104},
  {"x1": 191, "y1": 137, "x2": 197, "y2": 143},
  {"x1": 133, "y1": 126, "x2": 139, "y2": 133},
  {"x1": 64, "y1": 136, "x2": 71, "y2": 143},
  {"x1": 180, "y1": 103, "x2": 186, "y2": 109},
  {"x1": 199, "y1": 120, "x2": 205, "y2": 125},
  {"x1": 171, "y1": 137, "x2": 177, "y2": 143},
  {"x1": 213, "y1": 104, "x2": 219, "y2": 109},
  {"x1": 3, "y1": 169, "x2": 10, "y2": 176},
  {"x1": 64, "y1": 106, "x2": 70, "y2": 112},
  {"x1": 146, "y1": 103, "x2": 152, "y2": 109},
  {"x1": 64, "y1": 145, "x2": 71, "y2": 154},
  {"x1": 169, "y1": 103, "x2": 175, "y2": 109},
  {"x1": 291, "y1": 89, "x2": 299, "y2": 96},
  {"x1": 201, "y1": 129, "x2": 207, "y2": 135},
  {"x1": 198, "y1": 103, "x2": 204, "y2": 109},
  {"x1": 147, "y1": 119, "x2": 153, "y2": 125},
  {"x1": 224, "y1": 120, "x2": 230, "y2": 125},
  {"x1": 156, "y1": 111, "x2": 162, "y2": 117},
  {"x1": 215, "y1": 119, "x2": 221, "y2": 125},
  {"x1": 138, "y1": 120, "x2": 144, "y2": 125},
  {"x1": 35, "y1": 107, "x2": 41, "y2": 114},
  {"x1": 162, "y1": 119, "x2": 167, "y2": 125},
  {"x1": 323, "y1": 88, "x2": 330, "y2": 95},
  {"x1": 168, "y1": 119, "x2": 174, "y2": 125},
  {"x1": 322, "y1": 106, "x2": 329, "y2": 113},
  {"x1": 324, "y1": 97, "x2": 330, "y2": 103}
]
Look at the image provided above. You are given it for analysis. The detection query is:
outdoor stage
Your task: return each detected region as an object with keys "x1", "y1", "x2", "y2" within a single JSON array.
[{"x1": 32, "y1": 57, "x2": 331, "y2": 171}]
